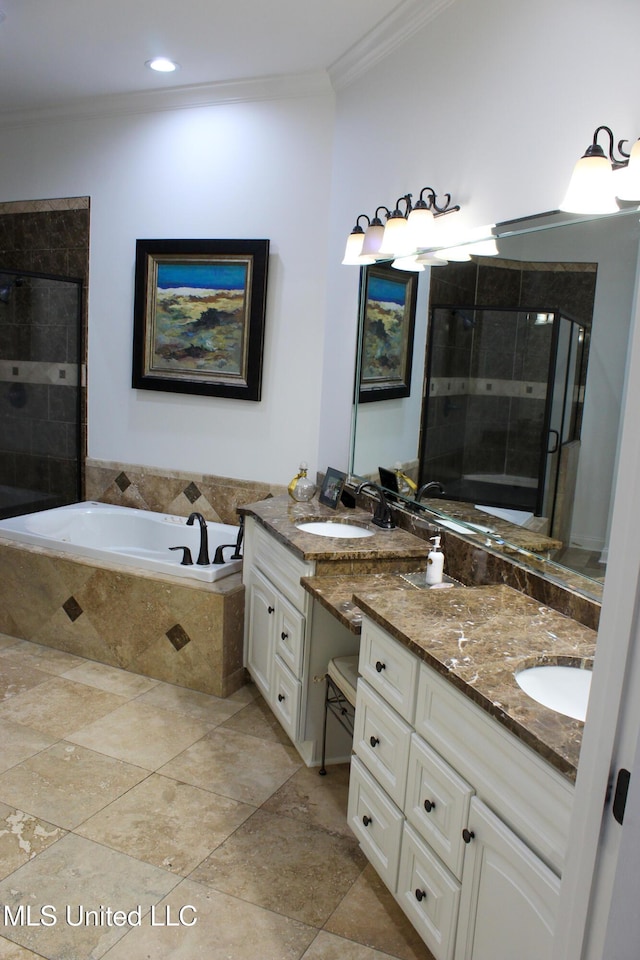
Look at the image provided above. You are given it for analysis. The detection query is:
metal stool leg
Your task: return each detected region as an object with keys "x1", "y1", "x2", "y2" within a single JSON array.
[{"x1": 319, "y1": 674, "x2": 329, "y2": 775}]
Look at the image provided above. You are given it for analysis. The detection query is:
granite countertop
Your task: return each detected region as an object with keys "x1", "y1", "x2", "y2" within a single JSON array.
[
  {"x1": 239, "y1": 494, "x2": 428, "y2": 568},
  {"x1": 350, "y1": 582, "x2": 595, "y2": 782},
  {"x1": 421, "y1": 498, "x2": 563, "y2": 556}
]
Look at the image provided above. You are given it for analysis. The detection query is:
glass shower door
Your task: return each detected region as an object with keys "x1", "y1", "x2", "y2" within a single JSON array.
[{"x1": 0, "y1": 269, "x2": 83, "y2": 519}]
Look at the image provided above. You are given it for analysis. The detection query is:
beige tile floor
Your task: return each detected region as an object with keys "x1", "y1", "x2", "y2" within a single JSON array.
[{"x1": 0, "y1": 634, "x2": 435, "y2": 960}]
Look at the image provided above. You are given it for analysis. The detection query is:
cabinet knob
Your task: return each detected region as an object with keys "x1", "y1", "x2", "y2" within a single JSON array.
[
  {"x1": 362, "y1": 815, "x2": 372, "y2": 827},
  {"x1": 268, "y1": 605, "x2": 275, "y2": 614},
  {"x1": 278, "y1": 693, "x2": 285, "y2": 702},
  {"x1": 415, "y1": 888, "x2": 427, "y2": 903},
  {"x1": 369, "y1": 735, "x2": 380, "y2": 748},
  {"x1": 462, "y1": 828, "x2": 475, "y2": 844},
  {"x1": 281, "y1": 631, "x2": 288, "y2": 641},
  {"x1": 424, "y1": 799, "x2": 436, "y2": 813},
  {"x1": 375, "y1": 660, "x2": 386, "y2": 673}
]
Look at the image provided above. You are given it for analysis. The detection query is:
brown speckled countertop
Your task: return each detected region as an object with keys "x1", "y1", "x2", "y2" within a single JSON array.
[
  {"x1": 239, "y1": 495, "x2": 428, "y2": 573},
  {"x1": 420, "y1": 498, "x2": 563, "y2": 555},
  {"x1": 351, "y1": 582, "x2": 595, "y2": 781}
]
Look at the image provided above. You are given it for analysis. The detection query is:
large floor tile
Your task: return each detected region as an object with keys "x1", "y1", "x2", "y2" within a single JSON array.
[
  {"x1": 0, "y1": 641, "x2": 85, "y2": 676},
  {"x1": 159, "y1": 727, "x2": 302, "y2": 805},
  {"x1": 0, "y1": 802, "x2": 66, "y2": 879},
  {"x1": 302, "y1": 930, "x2": 409, "y2": 960},
  {"x1": 62, "y1": 659, "x2": 159, "y2": 698},
  {"x1": 190, "y1": 807, "x2": 365, "y2": 927},
  {"x1": 0, "y1": 833, "x2": 177, "y2": 960},
  {"x1": 0, "y1": 741, "x2": 148, "y2": 830},
  {"x1": 220, "y1": 696, "x2": 293, "y2": 744},
  {"x1": 263, "y1": 763, "x2": 352, "y2": 837},
  {"x1": 100, "y1": 878, "x2": 317, "y2": 960},
  {"x1": 77, "y1": 772, "x2": 255, "y2": 875},
  {"x1": 65, "y1": 700, "x2": 214, "y2": 770},
  {"x1": 0, "y1": 677, "x2": 127, "y2": 739},
  {"x1": 0, "y1": 659, "x2": 51, "y2": 703},
  {"x1": 136, "y1": 680, "x2": 244, "y2": 724},
  {"x1": 0, "y1": 937, "x2": 45, "y2": 959},
  {"x1": 324, "y1": 864, "x2": 436, "y2": 960},
  {"x1": 0, "y1": 719, "x2": 55, "y2": 775}
]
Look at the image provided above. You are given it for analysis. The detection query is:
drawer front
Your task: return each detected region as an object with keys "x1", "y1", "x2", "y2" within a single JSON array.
[
  {"x1": 252, "y1": 520, "x2": 314, "y2": 610},
  {"x1": 354, "y1": 680, "x2": 412, "y2": 809},
  {"x1": 360, "y1": 617, "x2": 418, "y2": 723},
  {"x1": 405, "y1": 734, "x2": 473, "y2": 880},
  {"x1": 348, "y1": 756, "x2": 404, "y2": 892},
  {"x1": 397, "y1": 822, "x2": 460, "y2": 960},
  {"x1": 414, "y1": 662, "x2": 573, "y2": 875},
  {"x1": 276, "y1": 596, "x2": 305, "y2": 678},
  {"x1": 272, "y1": 656, "x2": 302, "y2": 741}
]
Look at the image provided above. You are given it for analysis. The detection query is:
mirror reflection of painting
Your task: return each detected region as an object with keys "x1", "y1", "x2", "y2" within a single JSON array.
[
  {"x1": 358, "y1": 264, "x2": 417, "y2": 402},
  {"x1": 151, "y1": 259, "x2": 250, "y2": 378}
]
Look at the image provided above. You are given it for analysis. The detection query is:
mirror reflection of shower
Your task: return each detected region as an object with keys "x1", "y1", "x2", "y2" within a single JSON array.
[{"x1": 0, "y1": 269, "x2": 83, "y2": 520}]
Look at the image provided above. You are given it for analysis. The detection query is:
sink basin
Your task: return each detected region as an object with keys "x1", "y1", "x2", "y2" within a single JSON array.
[
  {"x1": 515, "y1": 663, "x2": 592, "y2": 721},
  {"x1": 296, "y1": 521, "x2": 374, "y2": 539}
]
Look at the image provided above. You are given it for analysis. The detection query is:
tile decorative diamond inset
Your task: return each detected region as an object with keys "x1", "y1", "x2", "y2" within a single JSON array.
[
  {"x1": 166, "y1": 623, "x2": 191, "y2": 651},
  {"x1": 184, "y1": 481, "x2": 201, "y2": 504},
  {"x1": 115, "y1": 471, "x2": 131, "y2": 492},
  {"x1": 63, "y1": 596, "x2": 83, "y2": 622}
]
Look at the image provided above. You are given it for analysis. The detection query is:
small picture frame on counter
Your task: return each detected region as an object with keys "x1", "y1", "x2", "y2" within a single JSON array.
[{"x1": 319, "y1": 468, "x2": 346, "y2": 508}]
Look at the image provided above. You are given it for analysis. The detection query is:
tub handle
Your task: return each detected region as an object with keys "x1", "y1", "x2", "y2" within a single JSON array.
[{"x1": 169, "y1": 546, "x2": 194, "y2": 566}]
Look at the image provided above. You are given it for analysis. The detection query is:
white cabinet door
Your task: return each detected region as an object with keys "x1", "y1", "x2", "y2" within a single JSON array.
[
  {"x1": 455, "y1": 797, "x2": 560, "y2": 960},
  {"x1": 246, "y1": 567, "x2": 277, "y2": 699}
]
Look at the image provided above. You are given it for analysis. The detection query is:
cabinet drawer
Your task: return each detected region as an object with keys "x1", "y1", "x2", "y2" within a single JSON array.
[
  {"x1": 272, "y1": 656, "x2": 302, "y2": 741},
  {"x1": 348, "y1": 756, "x2": 404, "y2": 891},
  {"x1": 397, "y1": 822, "x2": 460, "y2": 960},
  {"x1": 354, "y1": 680, "x2": 412, "y2": 809},
  {"x1": 276, "y1": 597, "x2": 305, "y2": 679},
  {"x1": 252, "y1": 520, "x2": 314, "y2": 609},
  {"x1": 414, "y1": 662, "x2": 573, "y2": 875},
  {"x1": 405, "y1": 734, "x2": 473, "y2": 880},
  {"x1": 359, "y1": 617, "x2": 418, "y2": 722}
]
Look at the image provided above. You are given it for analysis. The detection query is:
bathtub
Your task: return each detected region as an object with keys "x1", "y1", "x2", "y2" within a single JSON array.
[{"x1": 0, "y1": 501, "x2": 242, "y2": 583}]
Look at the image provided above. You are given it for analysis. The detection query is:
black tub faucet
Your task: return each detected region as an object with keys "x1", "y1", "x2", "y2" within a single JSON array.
[{"x1": 186, "y1": 512, "x2": 209, "y2": 565}]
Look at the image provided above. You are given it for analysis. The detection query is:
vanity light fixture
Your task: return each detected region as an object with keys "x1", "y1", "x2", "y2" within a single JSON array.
[
  {"x1": 145, "y1": 57, "x2": 180, "y2": 73},
  {"x1": 561, "y1": 125, "x2": 640, "y2": 214},
  {"x1": 342, "y1": 186, "x2": 460, "y2": 265}
]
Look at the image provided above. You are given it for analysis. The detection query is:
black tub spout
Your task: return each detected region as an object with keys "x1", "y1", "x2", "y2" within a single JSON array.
[{"x1": 186, "y1": 512, "x2": 209, "y2": 565}]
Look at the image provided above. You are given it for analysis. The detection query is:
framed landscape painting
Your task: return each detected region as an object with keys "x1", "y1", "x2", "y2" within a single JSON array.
[
  {"x1": 132, "y1": 238, "x2": 269, "y2": 400},
  {"x1": 357, "y1": 262, "x2": 418, "y2": 403}
]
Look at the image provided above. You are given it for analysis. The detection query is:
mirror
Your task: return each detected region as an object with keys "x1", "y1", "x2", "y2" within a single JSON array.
[{"x1": 350, "y1": 207, "x2": 640, "y2": 599}]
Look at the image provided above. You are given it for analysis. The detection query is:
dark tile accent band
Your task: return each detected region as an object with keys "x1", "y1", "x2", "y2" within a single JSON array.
[
  {"x1": 63, "y1": 596, "x2": 83, "y2": 622},
  {"x1": 184, "y1": 481, "x2": 201, "y2": 504},
  {"x1": 166, "y1": 623, "x2": 191, "y2": 651}
]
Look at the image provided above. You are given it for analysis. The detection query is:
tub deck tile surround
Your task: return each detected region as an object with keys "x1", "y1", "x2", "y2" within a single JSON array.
[{"x1": 0, "y1": 540, "x2": 245, "y2": 698}]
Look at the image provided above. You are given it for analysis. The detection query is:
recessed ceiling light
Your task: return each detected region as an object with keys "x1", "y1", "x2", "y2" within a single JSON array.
[{"x1": 145, "y1": 57, "x2": 180, "y2": 73}]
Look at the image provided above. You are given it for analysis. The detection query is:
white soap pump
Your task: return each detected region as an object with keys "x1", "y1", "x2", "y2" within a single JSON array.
[{"x1": 425, "y1": 535, "x2": 444, "y2": 585}]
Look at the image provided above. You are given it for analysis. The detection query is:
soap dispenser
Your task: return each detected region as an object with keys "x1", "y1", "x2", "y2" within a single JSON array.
[
  {"x1": 425, "y1": 535, "x2": 444, "y2": 585},
  {"x1": 288, "y1": 462, "x2": 317, "y2": 502}
]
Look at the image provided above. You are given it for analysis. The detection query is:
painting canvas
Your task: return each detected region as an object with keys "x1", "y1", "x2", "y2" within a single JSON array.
[
  {"x1": 132, "y1": 239, "x2": 269, "y2": 400},
  {"x1": 358, "y1": 263, "x2": 417, "y2": 403}
]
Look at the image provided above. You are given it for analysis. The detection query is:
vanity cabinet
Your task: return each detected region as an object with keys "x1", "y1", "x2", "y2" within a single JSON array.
[
  {"x1": 348, "y1": 615, "x2": 571, "y2": 960},
  {"x1": 242, "y1": 516, "x2": 359, "y2": 763}
]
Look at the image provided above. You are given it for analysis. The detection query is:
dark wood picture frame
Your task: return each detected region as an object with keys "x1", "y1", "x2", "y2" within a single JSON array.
[
  {"x1": 357, "y1": 262, "x2": 418, "y2": 403},
  {"x1": 132, "y1": 238, "x2": 269, "y2": 401}
]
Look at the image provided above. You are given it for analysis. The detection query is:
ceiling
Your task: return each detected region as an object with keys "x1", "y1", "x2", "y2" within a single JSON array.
[{"x1": 0, "y1": 0, "x2": 431, "y2": 117}]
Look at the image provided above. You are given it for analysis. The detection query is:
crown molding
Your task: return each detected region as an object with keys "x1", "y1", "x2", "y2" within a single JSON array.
[
  {"x1": 0, "y1": 71, "x2": 333, "y2": 129},
  {"x1": 329, "y1": 0, "x2": 458, "y2": 90}
]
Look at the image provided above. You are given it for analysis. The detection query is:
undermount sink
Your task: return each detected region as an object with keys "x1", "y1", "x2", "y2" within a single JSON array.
[
  {"x1": 296, "y1": 521, "x2": 374, "y2": 539},
  {"x1": 515, "y1": 662, "x2": 592, "y2": 721}
]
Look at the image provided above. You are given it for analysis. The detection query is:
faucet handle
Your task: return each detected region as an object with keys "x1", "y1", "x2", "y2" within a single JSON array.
[{"x1": 169, "y1": 546, "x2": 194, "y2": 565}]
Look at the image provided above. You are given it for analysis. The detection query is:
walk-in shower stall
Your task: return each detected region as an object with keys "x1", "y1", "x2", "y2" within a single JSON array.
[
  {"x1": 0, "y1": 268, "x2": 83, "y2": 520},
  {"x1": 419, "y1": 304, "x2": 587, "y2": 538}
]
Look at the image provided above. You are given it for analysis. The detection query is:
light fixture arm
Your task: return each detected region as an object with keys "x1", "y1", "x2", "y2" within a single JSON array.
[
  {"x1": 589, "y1": 125, "x2": 630, "y2": 169},
  {"x1": 431, "y1": 192, "x2": 461, "y2": 216}
]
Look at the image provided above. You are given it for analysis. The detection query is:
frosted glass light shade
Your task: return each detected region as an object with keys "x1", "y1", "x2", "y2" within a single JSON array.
[
  {"x1": 379, "y1": 215, "x2": 411, "y2": 257},
  {"x1": 361, "y1": 222, "x2": 385, "y2": 258},
  {"x1": 407, "y1": 205, "x2": 436, "y2": 248},
  {"x1": 615, "y1": 139, "x2": 640, "y2": 201},
  {"x1": 342, "y1": 230, "x2": 375, "y2": 265},
  {"x1": 391, "y1": 256, "x2": 425, "y2": 272},
  {"x1": 560, "y1": 153, "x2": 618, "y2": 214}
]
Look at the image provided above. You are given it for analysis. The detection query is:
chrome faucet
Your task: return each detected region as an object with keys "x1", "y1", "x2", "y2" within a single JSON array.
[
  {"x1": 186, "y1": 512, "x2": 209, "y2": 565},
  {"x1": 355, "y1": 481, "x2": 396, "y2": 529},
  {"x1": 416, "y1": 481, "x2": 445, "y2": 502}
]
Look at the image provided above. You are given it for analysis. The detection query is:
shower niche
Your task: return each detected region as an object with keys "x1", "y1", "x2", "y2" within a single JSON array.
[
  {"x1": 0, "y1": 269, "x2": 83, "y2": 520},
  {"x1": 419, "y1": 304, "x2": 587, "y2": 542}
]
